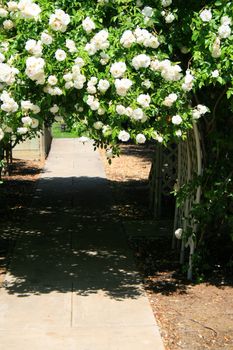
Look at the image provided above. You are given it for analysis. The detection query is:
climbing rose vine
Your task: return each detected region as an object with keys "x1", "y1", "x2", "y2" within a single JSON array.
[{"x1": 0, "y1": 0, "x2": 232, "y2": 158}]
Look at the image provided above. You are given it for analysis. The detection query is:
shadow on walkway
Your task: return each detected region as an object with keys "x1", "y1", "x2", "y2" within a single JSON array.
[{"x1": 2, "y1": 176, "x2": 144, "y2": 300}]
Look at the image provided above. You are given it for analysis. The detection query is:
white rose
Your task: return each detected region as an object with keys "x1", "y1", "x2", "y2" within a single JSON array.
[
  {"x1": 161, "y1": 0, "x2": 172, "y2": 7},
  {"x1": 120, "y1": 30, "x2": 136, "y2": 48},
  {"x1": 132, "y1": 108, "x2": 145, "y2": 121},
  {"x1": 142, "y1": 6, "x2": 153, "y2": 17},
  {"x1": 100, "y1": 52, "x2": 110, "y2": 65},
  {"x1": 136, "y1": 133, "x2": 146, "y2": 144},
  {"x1": 118, "y1": 130, "x2": 130, "y2": 142},
  {"x1": 93, "y1": 121, "x2": 103, "y2": 130},
  {"x1": 115, "y1": 78, "x2": 133, "y2": 96},
  {"x1": 31, "y1": 104, "x2": 40, "y2": 114},
  {"x1": 125, "y1": 107, "x2": 133, "y2": 117},
  {"x1": 7, "y1": 2, "x2": 18, "y2": 11},
  {"x1": 152, "y1": 131, "x2": 163, "y2": 142},
  {"x1": 106, "y1": 148, "x2": 113, "y2": 159},
  {"x1": 102, "y1": 125, "x2": 112, "y2": 135},
  {"x1": 150, "y1": 59, "x2": 161, "y2": 71},
  {"x1": 162, "y1": 93, "x2": 177, "y2": 107},
  {"x1": 98, "y1": 107, "x2": 105, "y2": 115},
  {"x1": 200, "y1": 9, "x2": 212, "y2": 22},
  {"x1": 132, "y1": 54, "x2": 151, "y2": 70},
  {"x1": 116, "y1": 105, "x2": 126, "y2": 115},
  {"x1": 63, "y1": 73, "x2": 73, "y2": 81},
  {"x1": 90, "y1": 101, "x2": 100, "y2": 111},
  {"x1": 218, "y1": 24, "x2": 231, "y2": 39},
  {"x1": 221, "y1": 16, "x2": 232, "y2": 26},
  {"x1": 211, "y1": 69, "x2": 219, "y2": 78},
  {"x1": 85, "y1": 42, "x2": 97, "y2": 56},
  {"x1": 211, "y1": 37, "x2": 221, "y2": 58},
  {"x1": 1, "y1": 42, "x2": 9, "y2": 52},
  {"x1": 160, "y1": 61, "x2": 182, "y2": 81},
  {"x1": 172, "y1": 114, "x2": 182, "y2": 125},
  {"x1": 142, "y1": 79, "x2": 152, "y2": 89},
  {"x1": 74, "y1": 57, "x2": 85, "y2": 68},
  {"x1": 110, "y1": 62, "x2": 127, "y2": 78},
  {"x1": 66, "y1": 39, "x2": 77, "y2": 53},
  {"x1": 78, "y1": 136, "x2": 90, "y2": 143},
  {"x1": 0, "y1": 128, "x2": 4, "y2": 140},
  {"x1": 21, "y1": 100, "x2": 33, "y2": 111},
  {"x1": 52, "y1": 87, "x2": 63, "y2": 96},
  {"x1": 137, "y1": 94, "x2": 151, "y2": 108},
  {"x1": 144, "y1": 35, "x2": 160, "y2": 49},
  {"x1": 192, "y1": 110, "x2": 201, "y2": 120},
  {"x1": 54, "y1": 115, "x2": 63, "y2": 122},
  {"x1": 3, "y1": 20, "x2": 14, "y2": 30},
  {"x1": 86, "y1": 95, "x2": 99, "y2": 110},
  {"x1": 31, "y1": 118, "x2": 39, "y2": 128},
  {"x1": 17, "y1": 127, "x2": 28, "y2": 134},
  {"x1": 73, "y1": 73, "x2": 86, "y2": 86},
  {"x1": 65, "y1": 81, "x2": 73, "y2": 89},
  {"x1": 41, "y1": 32, "x2": 53, "y2": 45},
  {"x1": 25, "y1": 39, "x2": 42, "y2": 57},
  {"x1": 82, "y1": 17, "x2": 95, "y2": 33},
  {"x1": 48, "y1": 75, "x2": 58, "y2": 86},
  {"x1": 73, "y1": 80, "x2": 84, "y2": 90},
  {"x1": 49, "y1": 9, "x2": 70, "y2": 32},
  {"x1": 55, "y1": 49, "x2": 66, "y2": 61},
  {"x1": 134, "y1": 28, "x2": 150, "y2": 44},
  {"x1": 0, "y1": 8, "x2": 8, "y2": 17},
  {"x1": 175, "y1": 130, "x2": 182, "y2": 137},
  {"x1": 175, "y1": 228, "x2": 183, "y2": 239},
  {"x1": 18, "y1": 0, "x2": 41, "y2": 20},
  {"x1": 90, "y1": 77, "x2": 98, "y2": 85},
  {"x1": 50, "y1": 105, "x2": 59, "y2": 114},
  {"x1": 136, "y1": 0, "x2": 143, "y2": 6},
  {"x1": 97, "y1": 79, "x2": 110, "y2": 93},
  {"x1": 87, "y1": 83, "x2": 97, "y2": 94},
  {"x1": 165, "y1": 13, "x2": 175, "y2": 23},
  {"x1": 196, "y1": 104, "x2": 209, "y2": 115},
  {"x1": 3, "y1": 125, "x2": 13, "y2": 133},
  {"x1": 182, "y1": 70, "x2": 194, "y2": 91},
  {"x1": 92, "y1": 29, "x2": 109, "y2": 51},
  {"x1": 0, "y1": 91, "x2": 18, "y2": 113},
  {"x1": 0, "y1": 53, "x2": 5, "y2": 63},
  {"x1": 25, "y1": 56, "x2": 45, "y2": 83},
  {"x1": 22, "y1": 116, "x2": 32, "y2": 126}
]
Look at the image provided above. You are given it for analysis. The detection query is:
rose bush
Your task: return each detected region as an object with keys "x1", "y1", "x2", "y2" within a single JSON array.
[{"x1": 0, "y1": 0, "x2": 221, "y2": 157}]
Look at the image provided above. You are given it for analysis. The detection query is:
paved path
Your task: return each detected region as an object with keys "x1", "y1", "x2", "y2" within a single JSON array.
[{"x1": 0, "y1": 139, "x2": 164, "y2": 350}]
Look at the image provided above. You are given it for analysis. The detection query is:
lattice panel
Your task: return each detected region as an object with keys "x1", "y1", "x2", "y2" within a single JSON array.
[
  {"x1": 149, "y1": 143, "x2": 178, "y2": 217},
  {"x1": 160, "y1": 144, "x2": 178, "y2": 196}
]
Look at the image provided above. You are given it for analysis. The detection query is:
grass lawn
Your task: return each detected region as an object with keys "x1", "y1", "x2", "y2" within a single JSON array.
[{"x1": 51, "y1": 123, "x2": 78, "y2": 138}]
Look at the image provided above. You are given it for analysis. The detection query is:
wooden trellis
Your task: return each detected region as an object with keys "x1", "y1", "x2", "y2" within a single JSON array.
[
  {"x1": 149, "y1": 143, "x2": 178, "y2": 218},
  {"x1": 149, "y1": 122, "x2": 203, "y2": 279}
]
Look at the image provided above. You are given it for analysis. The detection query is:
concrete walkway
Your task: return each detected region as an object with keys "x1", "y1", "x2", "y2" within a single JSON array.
[{"x1": 0, "y1": 139, "x2": 164, "y2": 350}]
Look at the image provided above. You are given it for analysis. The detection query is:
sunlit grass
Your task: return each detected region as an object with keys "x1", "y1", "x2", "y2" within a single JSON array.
[{"x1": 51, "y1": 123, "x2": 78, "y2": 138}]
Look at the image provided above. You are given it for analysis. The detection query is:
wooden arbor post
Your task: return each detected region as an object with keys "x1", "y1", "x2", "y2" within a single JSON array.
[{"x1": 173, "y1": 122, "x2": 203, "y2": 280}]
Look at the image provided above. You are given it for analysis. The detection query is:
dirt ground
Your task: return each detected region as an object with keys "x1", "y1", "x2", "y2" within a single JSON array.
[
  {"x1": 0, "y1": 147, "x2": 233, "y2": 350},
  {"x1": 99, "y1": 144, "x2": 233, "y2": 350}
]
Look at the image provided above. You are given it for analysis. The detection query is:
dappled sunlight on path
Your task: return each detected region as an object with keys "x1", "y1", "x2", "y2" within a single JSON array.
[{"x1": 0, "y1": 139, "x2": 164, "y2": 350}]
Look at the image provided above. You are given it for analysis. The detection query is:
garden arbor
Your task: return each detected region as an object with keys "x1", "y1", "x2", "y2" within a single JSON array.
[{"x1": 0, "y1": 0, "x2": 232, "y2": 278}]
